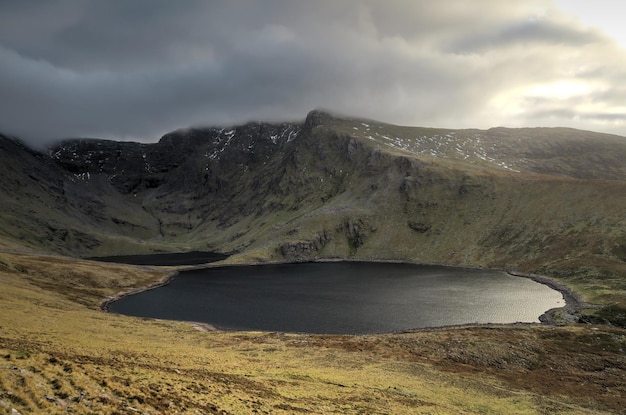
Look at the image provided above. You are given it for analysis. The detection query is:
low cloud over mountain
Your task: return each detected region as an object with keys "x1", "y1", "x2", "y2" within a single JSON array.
[{"x1": 1, "y1": 1, "x2": 626, "y2": 146}]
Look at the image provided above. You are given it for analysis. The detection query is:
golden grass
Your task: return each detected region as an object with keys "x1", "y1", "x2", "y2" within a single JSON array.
[{"x1": 1, "y1": 252, "x2": 625, "y2": 414}]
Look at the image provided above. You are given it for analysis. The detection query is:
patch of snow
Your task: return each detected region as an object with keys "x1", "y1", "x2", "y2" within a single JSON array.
[
  {"x1": 74, "y1": 172, "x2": 91, "y2": 181},
  {"x1": 224, "y1": 129, "x2": 236, "y2": 140},
  {"x1": 287, "y1": 130, "x2": 299, "y2": 142}
]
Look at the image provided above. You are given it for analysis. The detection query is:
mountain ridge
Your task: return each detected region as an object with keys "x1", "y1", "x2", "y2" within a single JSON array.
[
  {"x1": 1, "y1": 110, "x2": 624, "y2": 254},
  {"x1": 0, "y1": 111, "x2": 625, "y2": 324},
  {"x1": 2, "y1": 111, "x2": 626, "y2": 415}
]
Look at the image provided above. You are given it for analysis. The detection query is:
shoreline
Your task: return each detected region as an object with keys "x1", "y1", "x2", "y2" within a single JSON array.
[
  {"x1": 100, "y1": 270, "x2": 180, "y2": 312},
  {"x1": 100, "y1": 259, "x2": 588, "y2": 331},
  {"x1": 506, "y1": 270, "x2": 592, "y2": 325}
]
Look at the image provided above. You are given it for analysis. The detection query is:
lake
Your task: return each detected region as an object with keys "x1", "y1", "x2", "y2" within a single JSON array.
[
  {"x1": 108, "y1": 261, "x2": 565, "y2": 334},
  {"x1": 89, "y1": 251, "x2": 229, "y2": 266}
]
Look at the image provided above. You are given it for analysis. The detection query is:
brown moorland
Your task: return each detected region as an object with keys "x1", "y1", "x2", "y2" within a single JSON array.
[{"x1": 1, "y1": 252, "x2": 625, "y2": 414}]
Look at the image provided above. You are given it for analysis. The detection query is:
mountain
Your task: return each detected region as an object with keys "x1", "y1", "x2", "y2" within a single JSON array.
[{"x1": 1, "y1": 110, "x2": 626, "y2": 321}]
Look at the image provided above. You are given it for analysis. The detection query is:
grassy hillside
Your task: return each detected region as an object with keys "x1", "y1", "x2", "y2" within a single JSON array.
[
  {"x1": 1, "y1": 112, "x2": 626, "y2": 413},
  {"x1": 2, "y1": 111, "x2": 626, "y2": 320},
  {"x1": 1, "y1": 252, "x2": 624, "y2": 414}
]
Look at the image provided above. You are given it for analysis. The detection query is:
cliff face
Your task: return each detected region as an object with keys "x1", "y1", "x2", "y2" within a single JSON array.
[{"x1": 1, "y1": 111, "x2": 625, "y2": 283}]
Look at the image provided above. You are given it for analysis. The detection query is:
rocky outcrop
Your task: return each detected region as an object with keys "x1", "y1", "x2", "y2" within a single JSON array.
[
  {"x1": 0, "y1": 109, "x2": 625, "y2": 284},
  {"x1": 338, "y1": 218, "x2": 375, "y2": 254},
  {"x1": 278, "y1": 230, "x2": 334, "y2": 262}
]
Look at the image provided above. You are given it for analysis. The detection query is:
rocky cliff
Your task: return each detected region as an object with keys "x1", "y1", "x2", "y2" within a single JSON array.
[{"x1": 0, "y1": 111, "x2": 624, "y2": 290}]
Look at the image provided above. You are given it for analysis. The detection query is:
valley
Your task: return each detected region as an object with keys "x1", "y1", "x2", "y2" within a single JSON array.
[
  {"x1": 1, "y1": 252, "x2": 625, "y2": 414},
  {"x1": 1, "y1": 110, "x2": 626, "y2": 413}
]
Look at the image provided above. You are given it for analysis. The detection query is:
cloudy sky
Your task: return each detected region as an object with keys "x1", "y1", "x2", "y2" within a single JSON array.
[{"x1": 1, "y1": 0, "x2": 626, "y2": 146}]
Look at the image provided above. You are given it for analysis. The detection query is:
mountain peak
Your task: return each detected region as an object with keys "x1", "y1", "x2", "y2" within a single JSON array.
[{"x1": 304, "y1": 109, "x2": 339, "y2": 128}]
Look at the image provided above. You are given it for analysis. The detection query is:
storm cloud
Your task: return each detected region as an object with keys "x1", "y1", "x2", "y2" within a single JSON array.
[{"x1": 1, "y1": 0, "x2": 625, "y2": 146}]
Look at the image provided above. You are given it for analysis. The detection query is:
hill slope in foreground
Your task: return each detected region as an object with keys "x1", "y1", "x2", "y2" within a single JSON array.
[{"x1": 0, "y1": 110, "x2": 625, "y2": 414}]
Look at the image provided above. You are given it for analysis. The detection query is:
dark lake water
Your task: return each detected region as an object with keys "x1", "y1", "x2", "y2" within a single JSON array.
[
  {"x1": 108, "y1": 262, "x2": 565, "y2": 334},
  {"x1": 89, "y1": 251, "x2": 229, "y2": 266}
]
